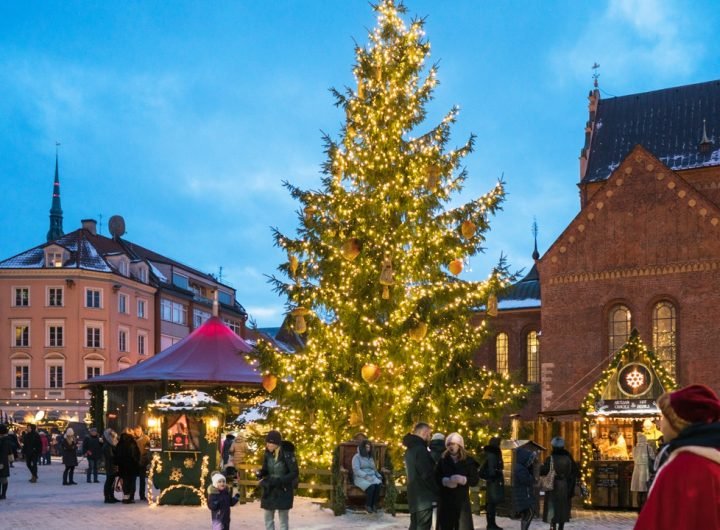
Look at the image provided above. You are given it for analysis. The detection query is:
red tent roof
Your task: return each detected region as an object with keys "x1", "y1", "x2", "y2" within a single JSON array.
[{"x1": 81, "y1": 317, "x2": 262, "y2": 386}]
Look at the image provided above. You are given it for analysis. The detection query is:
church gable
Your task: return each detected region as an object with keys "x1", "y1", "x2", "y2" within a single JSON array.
[{"x1": 541, "y1": 145, "x2": 720, "y2": 279}]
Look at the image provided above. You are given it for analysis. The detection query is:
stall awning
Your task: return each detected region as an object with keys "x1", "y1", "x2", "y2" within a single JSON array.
[{"x1": 79, "y1": 317, "x2": 262, "y2": 386}]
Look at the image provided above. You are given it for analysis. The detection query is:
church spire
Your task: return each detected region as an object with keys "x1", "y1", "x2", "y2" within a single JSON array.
[
  {"x1": 532, "y1": 218, "x2": 540, "y2": 261},
  {"x1": 47, "y1": 144, "x2": 64, "y2": 242}
]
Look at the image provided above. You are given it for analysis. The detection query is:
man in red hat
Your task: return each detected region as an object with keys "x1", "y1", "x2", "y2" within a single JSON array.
[{"x1": 635, "y1": 384, "x2": 720, "y2": 530}]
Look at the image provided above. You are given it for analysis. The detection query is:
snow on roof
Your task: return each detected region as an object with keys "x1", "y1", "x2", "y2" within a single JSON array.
[
  {"x1": 149, "y1": 390, "x2": 221, "y2": 411},
  {"x1": 233, "y1": 400, "x2": 277, "y2": 424},
  {"x1": 497, "y1": 298, "x2": 541, "y2": 310}
]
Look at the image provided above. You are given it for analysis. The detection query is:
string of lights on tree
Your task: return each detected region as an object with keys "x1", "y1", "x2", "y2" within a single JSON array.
[
  {"x1": 255, "y1": 0, "x2": 527, "y2": 465},
  {"x1": 578, "y1": 329, "x2": 675, "y2": 506}
]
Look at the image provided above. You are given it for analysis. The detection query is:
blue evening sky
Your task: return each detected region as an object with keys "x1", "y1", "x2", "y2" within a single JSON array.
[{"x1": 1, "y1": 1, "x2": 718, "y2": 326}]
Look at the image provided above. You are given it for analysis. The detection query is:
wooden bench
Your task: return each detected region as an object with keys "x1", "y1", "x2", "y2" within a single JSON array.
[{"x1": 337, "y1": 440, "x2": 392, "y2": 509}]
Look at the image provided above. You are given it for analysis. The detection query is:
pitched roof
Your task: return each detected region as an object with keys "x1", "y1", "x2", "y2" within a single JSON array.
[
  {"x1": 497, "y1": 263, "x2": 541, "y2": 311},
  {"x1": 0, "y1": 229, "x2": 112, "y2": 272},
  {"x1": 80, "y1": 317, "x2": 261, "y2": 386},
  {"x1": 583, "y1": 79, "x2": 720, "y2": 183}
]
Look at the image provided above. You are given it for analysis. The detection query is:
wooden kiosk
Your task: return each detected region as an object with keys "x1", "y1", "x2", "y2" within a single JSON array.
[
  {"x1": 145, "y1": 390, "x2": 226, "y2": 506},
  {"x1": 579, "y1": 330, "x2": 674, "y2": 508}
]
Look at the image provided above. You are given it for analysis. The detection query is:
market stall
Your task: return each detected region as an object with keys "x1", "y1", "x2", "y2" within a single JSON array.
[
  {"x1": 579, "y1": 330, "x2": 675, "y2": 508},
  {"x1": 145, "y1": 390, "x2": 225, "y2": 506}
]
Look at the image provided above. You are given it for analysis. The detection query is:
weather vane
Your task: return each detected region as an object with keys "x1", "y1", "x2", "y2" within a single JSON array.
[{"x1": 592, "y1": 62, "x2": 600, "y2": 88}]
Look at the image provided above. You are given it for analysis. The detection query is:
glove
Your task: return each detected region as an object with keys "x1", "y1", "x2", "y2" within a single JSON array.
[
  {"x1": 451, "y1": 474, "x2": 467, "y2": 485},
  {"x1": 233, "y1": 493, "x2": 240, "y2": 501},
  {"x1": 442, "y1": 477, "x2": 458, "y2": 488}
]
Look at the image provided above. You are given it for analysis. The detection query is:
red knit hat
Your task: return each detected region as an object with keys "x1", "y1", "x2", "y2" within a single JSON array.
[{"x1": 658, "y1": 384, "x2": 720, "y2": 432}]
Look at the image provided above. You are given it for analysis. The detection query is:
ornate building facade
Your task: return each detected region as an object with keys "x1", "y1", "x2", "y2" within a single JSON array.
[{"x1": 476, "y1": 79, "x2": 720, "y2": 417}]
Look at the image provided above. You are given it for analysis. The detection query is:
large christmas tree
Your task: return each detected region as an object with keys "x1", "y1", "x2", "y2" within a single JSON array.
[{"x1": 257, "y1": 0, "x2": 526, "y2": 464}]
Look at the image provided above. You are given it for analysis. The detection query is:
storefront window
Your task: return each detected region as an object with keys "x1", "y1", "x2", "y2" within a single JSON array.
[
  {"x1": 653, "y1": 301, "x2": 676, "y2": 377},
  {"x1": 608, "y1": 305, "x2": 631, "y2": 355}
]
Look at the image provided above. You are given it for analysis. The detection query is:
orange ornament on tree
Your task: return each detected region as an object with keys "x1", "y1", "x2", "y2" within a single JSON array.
[
  {"x1": 448, "y1": 259, "x2": 463, "y2": 275},
  {"x1": 461, "y1": 220, "x2": 477, "y2": 239},
  {"x1": 342, "y1": 238, "x2": 362, "y2": 261},
  {"x1": 262, "y1": 374, "x2": 278, "y2": 393},
  {"x1": 361, "y1": 363, "x2": 381, "y2": 383}
]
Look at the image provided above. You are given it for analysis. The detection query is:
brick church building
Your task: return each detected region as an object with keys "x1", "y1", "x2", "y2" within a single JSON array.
[{"x1": 476, "y1": 78, "x2": 720, "y2": 420}]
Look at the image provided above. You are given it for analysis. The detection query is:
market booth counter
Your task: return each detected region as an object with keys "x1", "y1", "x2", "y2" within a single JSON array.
[
  {"x1": 579, "y1": 330, "x2": 674, "y2": 509},
  {"x1": 145, "y1": 390, "x2": 226, "y2": 506}
]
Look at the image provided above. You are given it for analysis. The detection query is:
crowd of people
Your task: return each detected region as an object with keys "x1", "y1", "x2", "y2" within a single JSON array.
[
  {"x1": 1, "y1": 382, "x2": 719, "y2": 530},
  {"x1": 0, "y1": 422, "x2": 152, "y2": 505}
]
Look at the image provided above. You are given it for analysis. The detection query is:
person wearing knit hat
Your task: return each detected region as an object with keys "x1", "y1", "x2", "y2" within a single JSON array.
[
  {"x1": 635, "y1": 384, "x2": 720, "y2": 530},
  {"x1": 482, "y1": 436, "x2": 505, "y2": 530},
  {"x1": 207, "y1": 472, "x2": 240, "y2": 530},
  {"x1": 429, "y1": 432, "x2": 446, "y2": 464},
  {"x1": 540, "y1": 436, "x2": 578, "y2": 530},
  {"x1": 258, "y1": 429, "x2": 299, "y2": 530},
  {"x1": 436, "y1": 431, "x2": 479, "y2": 530}
]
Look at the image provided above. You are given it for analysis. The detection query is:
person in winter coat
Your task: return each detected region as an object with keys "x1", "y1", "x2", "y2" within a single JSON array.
[
  {"x1": 435, "y1": 432, "x2": 480, "y2": 530},
  {"x1": 39, "y1": 431, "x2": 49, "y2": 465},
  {"x1": 0, "y1": 424, "x2": 12, "y2": 499},
  {"x1": 83, "y1": 427, "x2": 103, "y2": 483},
  {"x1": 102, "y1": 429, "x2": 119, "y2": 503},
  {"x1": 61, "y1": 427, "x2": 79, "y2": 485},
  {"x1": 22, "y1": 423, "x2": 42, "y2": 482},
  {"x1": 352, "y1": 439, "x2": 383, "y2": 513},
  {"x1": 403, "y1": 422, "x2": 439, "y2": 530},
  {"x1": 231, "y1": 433, "x2": 249, "y2": 500},
  {"x1": 635, "y1": 384, "x2": 720, "y2": 530},
  {"x1": 221, "y1": 433, "x2": 236, "y2": 475},
  {"x1": 483, "y1": 436, "x2": 505, "y2": 530},
  {"x1": 258, "y1": 430, "x2": 299, "y2": 530},
  {"x1": 630, "y1": 433, "x2": 654, "y2": 510},
  {"x1": 429, "y1": 433, "x2": 446, "y2": 464},
  {"x1": 539, "y1": 437, "x2": 577, "y2": 530},
  {"x1": 512, "y1": 447, "x2": 537, "y2": 530},
  {"x1": 116, "y1": 428, "x2": 141, "y2": 503},
  {"x1": 207, "y1": 472, "x2": 240, "y2": 530},
  {"x1": 134, "y1": 425, "x2": 151, "y2": 501}
]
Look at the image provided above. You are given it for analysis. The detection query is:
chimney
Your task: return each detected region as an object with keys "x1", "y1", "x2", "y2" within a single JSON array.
[{"x1": 81, "y1": 219, "x2": 97, "y2": 235}]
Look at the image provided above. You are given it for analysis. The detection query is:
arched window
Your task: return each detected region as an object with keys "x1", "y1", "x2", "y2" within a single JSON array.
[
  {"x1": 527, "y1": 331, "x2": 540, "y2": 383},
  {"x1": 653, "y1": 301, "x2": 677, "y2": 377},
  {"x1": 496, "y1": 333, "x2": 509, "y2": 374},
  {"x1": 609, "y1": 305, "x2": 631, "y2": 355}
]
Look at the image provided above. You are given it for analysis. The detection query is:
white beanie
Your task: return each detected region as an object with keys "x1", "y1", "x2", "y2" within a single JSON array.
[
  {"x1": 445, "y1": 432, "x2": 464, "y2": 449},
  {"x1": 211, "y1": 472, "x2": 226, "y2": 488}
]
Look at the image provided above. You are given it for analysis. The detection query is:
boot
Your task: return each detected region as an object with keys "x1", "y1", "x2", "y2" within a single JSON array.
[
  {"x1": 0, "y1": 482, "x2": 7, "y2": 499},
  {"x1": 69, "y1": 468, "x2": 78, "y2": 484}
]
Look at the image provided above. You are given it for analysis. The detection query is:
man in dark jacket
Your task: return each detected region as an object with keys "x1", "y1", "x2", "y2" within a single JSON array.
[
  {"x1": 22, "y1": 423, "x2": 42, "y2": 483},
  {"x1": 82, "y1": 427, "x2": 102, "y2": 483},
  {"x1": 0, "y1": 424, "x2": 12, "y2": 499},
  {"x1": 483, "y1": 436, "x2": 505, "y2": 530},
  {"x1": 402, "y1": 422, "x2": 439, "y2": 530},
  {"x1": 258, "y1": 430, "x2": 299, "y2": 530}
]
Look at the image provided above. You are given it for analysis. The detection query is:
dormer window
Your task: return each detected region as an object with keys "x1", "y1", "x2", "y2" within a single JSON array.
[
  {"x1": 46, "y1": 251, "x2": 64, "y2": 268},
  {"x1": 118, "y1": 260, "x2": 129, "y2": 276}
]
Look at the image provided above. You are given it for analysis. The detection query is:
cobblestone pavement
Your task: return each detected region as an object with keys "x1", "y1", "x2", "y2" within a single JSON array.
[{"x1": 0, "y1": 460, "x2": 637, "y2": 529}]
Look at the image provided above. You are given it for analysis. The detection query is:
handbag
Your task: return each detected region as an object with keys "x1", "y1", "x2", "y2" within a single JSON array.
[
  {"x1": 114, "y1": 476, "x2": 124, "y2": 493},
  {"x1": 539, "y1": 456, "x2": 555, "y2": 492}
]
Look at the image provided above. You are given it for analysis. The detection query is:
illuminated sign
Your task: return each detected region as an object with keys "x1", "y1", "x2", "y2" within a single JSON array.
[{"x1": 617, "y1": 362, "x2": 652, "y2": 397}]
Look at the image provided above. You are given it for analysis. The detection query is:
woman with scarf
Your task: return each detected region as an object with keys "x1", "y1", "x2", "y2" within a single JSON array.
[
  {"x1": 102, "y1": 429, "x2": 119, "y2": 503},
  {"x1": 635, "y1": 384, "x2": 720, "y2": 530},
  {"x1": 435, "y1": 432, "x2": 480, "y2": 530},
  {"x1": 539, "y1": 437, "x2": 577, "y2": 530},
  {"x1": 61, "y1": 427, "x2": 79, "y2": 485},
  {"x1": 352, "y1": 439, "x2": 383, "y2": 513}
]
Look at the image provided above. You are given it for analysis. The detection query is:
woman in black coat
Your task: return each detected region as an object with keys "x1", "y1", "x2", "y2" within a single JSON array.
[
  {"x1": 483, "y1": 436, "x2": 505, "y2": 530},
  {"x1": 116, "y1": 429, "x2": 141, "y2": 504},
  {"x1": 435, "y1": 432, "x2": 480, "y2": 530},
  {"x1": 61, "y1": 427, "x2": 79, "y2": 485},
  {"x1": 539, "y1": 437, "x2": 578, "y2": 530},
  {"x1": 512, "y1": 447, "x2": 537, "y2": 530},
  {"x1": 102, "y1": 429, "x2": 119, "y2": 503},
  {"x1": 258, "y1": 431, "x2": 299, "y2": 530}
]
